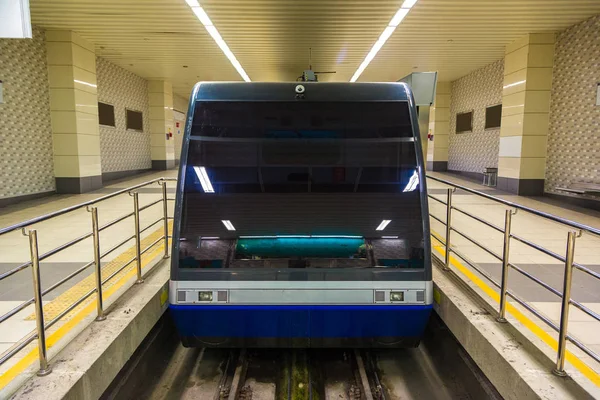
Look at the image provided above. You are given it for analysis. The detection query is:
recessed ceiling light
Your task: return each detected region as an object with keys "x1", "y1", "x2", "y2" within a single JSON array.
[
  {"x1": 376, "y1": 220, "x2": 392, "y2": 231},
  {"x1": 350, "y1": 0, "x2": 418, "y2": 82},
  {"x1": 193, "y1": 166, "x2": 214, "y2": 193},
  {"x1": 184, "y1": 1, "x2": 250, "y2": 82},
  {"x1": 222, "y1": 220, "x2": 236, "y2": 231}
]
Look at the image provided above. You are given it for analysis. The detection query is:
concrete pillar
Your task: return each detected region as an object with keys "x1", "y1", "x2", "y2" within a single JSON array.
[
  {"x1": 426, "y1": 81, "x2": 451, "y2": 171},
  {"x1": 498, "y1": 33, "x2": 555, "y2": 195},
  {"x1": 148, "y1": 80, "x2": 175, "y2": 170},
  {"x1": 46, "y1": 30, "x2": 102, "y2": 193}
]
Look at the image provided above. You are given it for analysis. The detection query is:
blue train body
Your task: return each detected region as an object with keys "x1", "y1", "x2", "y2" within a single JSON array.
[{"x1": 169, "y1": 82, "x2": 432, "y2": 348}]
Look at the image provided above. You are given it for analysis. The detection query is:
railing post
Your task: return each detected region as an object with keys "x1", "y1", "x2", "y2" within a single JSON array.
[
  {"x1": 131, "y1": 191, "x2": 144, "y2": 284},
  {"x1": 89, "y1": 206, "x2": 106, "y2": 321},
  {"x1": 553, "y1": 230, "x2": 578, "y2": 376},
  {"x1": 160, "y1": 181, "x2": 169, "y2": 259},
  {"x1": 23, "y1": 228, "x2": 52, "y2": 376},
  {"x1": 443, "y1": 188, "x2": 454, "y2": 271},
  {"x1": 497, "y1": 209, "x2": 515, "y2": 323}
]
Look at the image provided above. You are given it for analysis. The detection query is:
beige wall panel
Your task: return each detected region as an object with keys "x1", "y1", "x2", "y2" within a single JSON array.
[
  {"x1": 498, "y1": 157, "x2": 521, "y2": 179},
  {"x1": 500, "y1": 114, "x2": 524, "y2": 137},
  {"x1": 504, "y1": 46, "x2": 528, "y2": 75},
  {"x1": 436, "y1": 81, "x2": 451, "y2": 95},
  {"x1": 53, "y1": 155, "x2": 81, "y2": 177},
  {"x1": 525, "y1": 68, "x2": 554, "y2": 91},
  {"x1": 527, "y1": 44, "x2": 556, "y2": 68},
  {"x1": 75, "y1": 111, "x2": 99, "y2": 136},
  {"x1": 47, "y1": 65, "x2": 75, "y2": 88},
  {"x1": 433, "y1": 134, "x2": 449, "y2": 149},
  {"x1": 523, "y1": 90, "x2": 551, "y2": 113},
  {"x1": 49, "y1": 88, "x2": 76, "y2": 111},
  {"x1": 433, "y1": 146, "x2": 449, "y2": 162},
  {"x1": 522, "y1": 113, "x2": 550, "y2": 136},
  {"x1": 77, "y1": 134, "x2": 101, "y2": 156},
  {"x1": 46, "y1": 41, "x2": 74, "y2": 66},
  {"x1": 50, "y1": 110, "x2": 78, "y2": 134},
  {"x1": 502, "y1": 69, "x2": 527, "y2": 96},
  {"x1": 519, "y1": 157, "x2": 546, "y2": 179},
  {"x1": 73, "y1": 89, "x2": 99, "y2": 115},
  {"x1": 434, "y1": 107, "x2": 450, "y2": 122},
  {"x1": 71, "y1": 44, "x2": 96, "y2": 74},
  {"x1": 77, "y1": 155, "x2": 102, "y2": 177},
  {"x1": 435, "y1": 93, "x2": 451, "y2": 108},
  {"x1": 521, "y1": 136, "x2": 548, "y2": 158},
  {"x1": 505, "y1": 35, "x2": 530, "y2": 55},
  {"x1": 52, "y1": 133, "x2": 79, "y2": 156},
  {"x1": 501, "y1": 91, "x2": 526, "y2": 116},
  {"x1": 72, "y1": 67, "x2": 98, "y2": 94}
]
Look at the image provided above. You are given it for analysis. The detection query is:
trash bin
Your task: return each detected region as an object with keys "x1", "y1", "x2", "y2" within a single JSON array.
[{"x1": 483, "y1": 167, "x2": 498, "y2": 187}]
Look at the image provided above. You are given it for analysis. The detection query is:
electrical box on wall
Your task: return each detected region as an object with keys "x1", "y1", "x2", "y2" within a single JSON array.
[{"x1": 596, "y1": 83, "x2": 600, "y2": 106}]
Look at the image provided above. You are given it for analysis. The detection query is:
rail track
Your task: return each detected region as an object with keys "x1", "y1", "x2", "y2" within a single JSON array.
[{"x1": 102, "y1": 313, "x2": 502, "y2": 400}]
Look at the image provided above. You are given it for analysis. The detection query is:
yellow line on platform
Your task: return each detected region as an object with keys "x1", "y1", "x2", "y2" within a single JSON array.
[
  {"x1": 0, "y1": 224, "x2": 172, "y2": 391},
  {"x1": 430, "y1": 233, "x2": 600, "y2": 387}
]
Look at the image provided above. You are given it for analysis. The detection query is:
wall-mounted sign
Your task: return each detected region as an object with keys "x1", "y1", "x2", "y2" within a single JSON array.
[{"x1": 0, "y1": 0, "x2": 32, "y2": 38}]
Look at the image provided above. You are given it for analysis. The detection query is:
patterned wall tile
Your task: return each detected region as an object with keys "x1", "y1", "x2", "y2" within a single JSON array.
[
  {"x1": 448, "y1": 59, "x2": 504, "y2": 173},
  {"x1": 546, "y1": 14, "x2": 600, "y2": 193},
  {"x1": 0, "y1": 26, "x2": 55, "y2": 199},
  {"x1": 96, "y1": 57, "x2": 151, "y2": 173}
]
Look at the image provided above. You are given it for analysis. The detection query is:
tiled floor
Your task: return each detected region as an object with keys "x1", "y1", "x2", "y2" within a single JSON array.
[{"x1": 427, "y1": 172, "x2": 600, "y2": 373}]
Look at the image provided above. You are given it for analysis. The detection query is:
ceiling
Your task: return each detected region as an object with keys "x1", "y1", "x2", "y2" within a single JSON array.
[{"x1": 29, "y1": 0, "x2": 600, "y2": 98}]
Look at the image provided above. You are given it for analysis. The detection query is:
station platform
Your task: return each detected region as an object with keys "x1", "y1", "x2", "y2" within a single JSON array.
[{"x1": 0, "y1": 170, "x2": 599, "y2": 399}]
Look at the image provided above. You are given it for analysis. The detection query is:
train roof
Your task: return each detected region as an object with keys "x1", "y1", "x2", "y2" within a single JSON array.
[{"x1": 191, "y1": 82, "x2": 414, "y2": 103}]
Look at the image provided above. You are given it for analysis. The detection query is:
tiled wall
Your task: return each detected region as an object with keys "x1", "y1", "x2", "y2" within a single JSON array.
[
  {"x1": 96, "y1": 57, "x2": 151, "y2": 173},
  {"x1": 448, "y1": 59, "x2": 504, "y2": 174},
  {"x1": 0, "y1": 27, "x2": 55, "y2": 199},
  {"x1": 546, "y1": 14, "x2": 600, "y2": 193}
]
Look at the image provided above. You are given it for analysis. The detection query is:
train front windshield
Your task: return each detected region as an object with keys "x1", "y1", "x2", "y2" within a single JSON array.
[{"x1": 178, "y1": 101, "x2": 425, "y2": 269}]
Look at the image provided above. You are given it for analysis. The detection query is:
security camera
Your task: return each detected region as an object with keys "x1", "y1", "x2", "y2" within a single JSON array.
[{"x1": 295, "y1": 85, "x2": 305, "y2": 94}]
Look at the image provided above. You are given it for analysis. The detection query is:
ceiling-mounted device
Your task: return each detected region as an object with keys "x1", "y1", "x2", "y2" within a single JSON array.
[{"x1": 297, "y1": 48, "x2": 336, "y2": 82}]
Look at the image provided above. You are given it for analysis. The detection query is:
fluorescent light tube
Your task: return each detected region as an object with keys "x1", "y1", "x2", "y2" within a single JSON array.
[
  {"x1": 376, "y1": 220, "x2": 392, "y2": 231},
  {"x1": 389, "y1": 8, "x2": 410, "y2": 26},
  {"x1": 222, "y1": 220, "x2": 236, "y2": 231},
  {"x1": 191, "y1": 6, "x2": 212, "y2": 26},
  {"x1": 349, "y1": 1, "x2": 417, "y2": 82},
  {"x1": 382, "y1": 236, "x2": 399, "y2": 239},
  {"x1": 193, "y1": 166, "x2": 214, "y2": 193},
  {"x1": 185, "y1": 1, "x2": 251, "y2": 82},
  {"x1": 401, "y1": 0, "x2": 418, "y2": 9}
]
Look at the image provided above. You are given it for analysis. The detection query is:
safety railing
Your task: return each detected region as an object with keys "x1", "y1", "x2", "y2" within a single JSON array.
[
  {"x1": 0, "y1": 178, "x2": 176, "y2": 376},
  {"x1": 427, "y1": 174, "x2": 600, "y2": 376}
]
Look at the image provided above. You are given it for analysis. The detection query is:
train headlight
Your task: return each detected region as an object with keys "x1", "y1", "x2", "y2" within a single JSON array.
[
  {"x1": 390, "y1": 291, "x2": 404, "y2": 302},
  {"x1": 198, "y1": 291, "x2": 213, "y2": 301}
]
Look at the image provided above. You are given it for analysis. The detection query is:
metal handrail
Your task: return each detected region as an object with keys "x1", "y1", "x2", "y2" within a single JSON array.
[
  {"x1": 0, "y1": 178, "x2": 176, "y2": 236},
  {"x1": 427, "y1": 175, "x2": 600, "y2": 237},
  {"x1": 426, "y1": 175, "x2": 600, "y2": 377},
  {"x1": 0, "y1": 178, "x2": 176, "y2": 377}
]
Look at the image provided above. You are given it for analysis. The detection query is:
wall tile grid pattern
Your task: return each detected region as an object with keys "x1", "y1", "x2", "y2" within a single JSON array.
[
  {"x1": 546, "y1": 15, "x2": 600, "y2": 193},
  {"x1": 0, "y1": 26, "x2": 55, "y2": 198},
  {"x1": 448, "y1": 59, "x2": 504, "y2": 173},
  {"x1": 96, "y1": 57, "x2": 151, "y2": 173}
]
